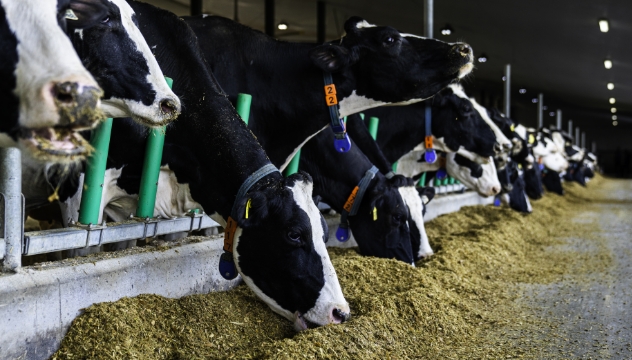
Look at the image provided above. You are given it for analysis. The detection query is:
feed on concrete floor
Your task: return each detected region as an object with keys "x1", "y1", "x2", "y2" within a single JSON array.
[{"x1": 52, "y1": 176, "x2": 607, "y2": 359}]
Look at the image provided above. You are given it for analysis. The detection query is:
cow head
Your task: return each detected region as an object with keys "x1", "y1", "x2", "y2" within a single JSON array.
[
  {"x1": 348, "y1": 176, "x2": 415, "y2": 265},
  {"x1": 533, "y1": 135, "x2": 568, "y2": 172},
  {"x1": 446, "y1": 153, "x2": 500, "y2": 197},
  {"x1": 506, "y1": 169, "x2": 532, "y2": 213},
  {"x1": 309, "y1": 17, "x2": 474, "y2": 117},
  {"x1": 0, "y1": 0, "x2": 106, "y2": 164},
  {"x1": 68, "y1": 0, "x2": 181, "y2": 127},
  {"x1": 432, "y1": 86, "x2": 497, "y2": 159},
  {"x1": 232, "y1": 172, "x2": 349, "y2": 331},
  {"x1": 523, "y1": 164, "x2": 544, "y2": 200}
]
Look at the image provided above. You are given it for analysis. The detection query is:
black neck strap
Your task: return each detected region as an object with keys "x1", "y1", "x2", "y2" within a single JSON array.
[
  {"x1": 335, "y1": 165, "x2": 379, "y2": 242},
  {"x1": 323, "y1": 72, "x2": 351, "y2": 153}
]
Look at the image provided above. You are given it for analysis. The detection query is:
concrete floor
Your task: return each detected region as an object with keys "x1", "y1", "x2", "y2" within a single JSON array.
[{"x1": 510, "y1": 179, "x2": 632, "y2": 358}]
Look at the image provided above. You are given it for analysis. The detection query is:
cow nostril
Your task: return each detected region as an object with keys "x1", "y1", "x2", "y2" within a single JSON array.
[
  {"x1": 52, "y1": 82, "x2": 77, "y2": 104},
  {"x1": 160, "y1": 99, "x2": 177, "y2": 115},
  {"x1": 332, "y1": 308, "x2": 350, "y2": 323},
  {"x1": 491, "y1": 186, "x2": 500, "y2": 195},
  {"x1": 455, "y1": 44, "x2": 472, "y2": 57},
  {"x1": 503, "y1": 142, "x2": 512, "y2": 150}
]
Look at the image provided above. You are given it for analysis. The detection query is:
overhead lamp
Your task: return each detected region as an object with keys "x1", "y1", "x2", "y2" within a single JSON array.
[
  {"x1": 502, "y1": 76, "x2": 506, "y2": 81},
  {"x1": 612, "y1": 115, "x2": 617, "y2": 120},
  {"x1": 611, "y1": 107, "x2": 617, "y2": 113},
  {"x1": 532, "y1": 98, "x2": 538, "y2": 103},
  {"x1": 543, "y1": 106, "x2": 548, "y2": 110},
  {"x1": 613, "y1": 120, "x2": 618, "y2": 126},
  {"x1": 607, "y1": 82, "x2": 614, "y2": 90},
  {"x1": 277, "y1": 22, "x2": 288, "y2": 30},
  {"x1": 609, "y1": 97, "x2": 616, "y2": 104},
  {"x1": 477, "y1": 53, "x2": 488, "y2": 63},
  {"x1": 599, "y1": 18, "x2": 609, "y2": 33},
  {"x1": 519, "y1": 88, "x2": 527, "y2": 94},
  {"x1": 549, "y1": 112, "x2": 555, "y2": 117},
  {"x1": 604, "y1": 59, "x2": 613, "y2": 69},
  {"x1": 440, "y1": 24, "x2": 453, "y2": 36}
]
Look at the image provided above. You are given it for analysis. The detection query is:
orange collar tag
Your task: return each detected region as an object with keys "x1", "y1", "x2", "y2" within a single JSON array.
[
  {"x1": 425, "y1": 135, "x2": 434, "y2": 149},
  {"x1": 223, "y1": 216, "x2": 238, "y2": 252},
  {"x1": 343, "y1": 186, "x2": 360, "y2": 213},
  {"x1": 324, "y1": 84, "x2": 338, "y2": 106}
]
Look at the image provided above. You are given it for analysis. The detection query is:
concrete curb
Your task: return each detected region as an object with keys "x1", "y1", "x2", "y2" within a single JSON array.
[
  {"x1": 0, "y1": 236, "x2": 240, "y2": 360},
  {"x1": 325, "y1": 191, "x2": 495, "y2": 247}
]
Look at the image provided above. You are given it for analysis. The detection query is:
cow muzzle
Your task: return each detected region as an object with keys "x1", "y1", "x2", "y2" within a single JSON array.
[{"x1": 48, "y1": 81, "x2": 104, "y2": 129}]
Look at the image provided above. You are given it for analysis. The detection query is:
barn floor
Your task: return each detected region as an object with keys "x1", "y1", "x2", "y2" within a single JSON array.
[
  {"x1": 52, "y1": 175, "x2": 631, "y2": 359},
  {"x1": 497, "y1": 178, "x2": 632, "y2": 358}
]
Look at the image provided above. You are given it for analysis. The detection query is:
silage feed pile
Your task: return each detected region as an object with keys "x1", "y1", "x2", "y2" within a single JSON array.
[{"x1": 53, "y1": 176, "x2": 607, "y2": 359}]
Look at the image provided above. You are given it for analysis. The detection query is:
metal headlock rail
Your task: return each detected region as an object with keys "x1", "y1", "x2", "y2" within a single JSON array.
[{"x1": 0, "y1": 78, "x2": 235, "y2": 271}]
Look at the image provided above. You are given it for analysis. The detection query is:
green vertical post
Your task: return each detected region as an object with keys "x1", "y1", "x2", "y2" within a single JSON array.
[
  {"x1": 368, "y1": 117, "x2": 379, "y2": 140},
  {"x1": 78, "y1": 118, "x2": 113, "y2": 225},
  {"x1": 236, "y1": 93, "x2": 252, "y2": 125},
  {"x1": 435, "y1": 177, "x2": 441, "y2": 187},
  {"x1": 449, "y1": 176, "x2": 455, "y2": 185},
  {"x1": 284, "y1": 148, "x2": 301, "y2": 176},
  {"x1": 136, "y1": 77, "x2": 173, "y2": 218},
  {"x1": 360, "y1": 113, "x2": 365, "y2": 121},
  {"x1": 391, "y1": 162, "x2": 398, "y2": 172},
  {"x1": 442, "y1": 177, "x2": 449, "y2": 186},
  {"x1": 418, "y1": 172, "x2": 427, "y2": 187}
]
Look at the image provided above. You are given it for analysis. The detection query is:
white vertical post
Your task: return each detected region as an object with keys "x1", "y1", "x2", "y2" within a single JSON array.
[
  {"x1": 537, "y1": 93, "x2": 543, "y2": 128},
  {"x1": 0, "y1": 147, "x2": 22, "y2": 271},
  {"x1": 556, "y1": 110, "x2": 562, "y2": 129},
  {"x1": 503, "y1": 64, "x2": 511, "y2": 118}
]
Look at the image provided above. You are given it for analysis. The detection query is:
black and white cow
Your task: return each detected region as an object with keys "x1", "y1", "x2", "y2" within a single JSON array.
[
  {"x1": 0, "y1": 0, "x2": 107, "y2": 164},
  {"x1": 542, "y1": 169, "x2": 564, "y2": 195},
  {"x1": 56, "y1": 1, "x2": 349, "y2": 331},
  {"x1": 300, "y1": 127, "x2": 434, "y2": 263},
  {"x1": 185, "y1": 15, "x2": 474, "y2": 170},
  {"x1": 445, "y1": 153, "x2": 501, "y2": 197}
]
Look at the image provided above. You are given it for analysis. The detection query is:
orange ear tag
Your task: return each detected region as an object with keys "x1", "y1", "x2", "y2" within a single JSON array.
[
  {"x1": 223, "y1": 217, "x2": 238, "y2": 252},
  {"x1": 343, "y1": 186, "x2": 359, "y2": 213},
  {"x1": 425, "y1": 135, "x2": 434, "y2": 149}
]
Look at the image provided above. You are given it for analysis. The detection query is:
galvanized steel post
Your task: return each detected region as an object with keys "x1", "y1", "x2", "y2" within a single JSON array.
[
  {"x1": 556, "y1": 110, "x2": 562, "y2": 129},
  {"x1": 78, "y1": 118, "x2": 113, "y2": 225},
  {"x1": 537, "y1": 93, "x2": 543, "y2": 128},
  {"x1": 0, "y1": 147, "x2": 22, "y2": 271},
  {"x1": 136, "y1": 77, "x2": 173, "y2": 218},
  {"x1": 424, "y1": 0, "x2": 433, "y2": 38},
  {"x1": 568, "y1": 120, "x2": 573, "y2": 136},
  {"x1": 581, "y1": 132, "x2": 586, "y2": 149},
  {"x1": 503, "y1": 64, "x2": 511, "y2": 118},
  {"x1": 575, "y1": 127, "x2": 580, "y2": 147}
]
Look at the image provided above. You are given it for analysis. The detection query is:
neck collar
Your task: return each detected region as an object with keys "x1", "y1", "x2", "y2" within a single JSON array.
[
  {"x1": 323, "y1": 72, "x2": 352, "y2": 153},
  {"x1": 335, "y1": 165, "x2": 379, "y2": 242}
]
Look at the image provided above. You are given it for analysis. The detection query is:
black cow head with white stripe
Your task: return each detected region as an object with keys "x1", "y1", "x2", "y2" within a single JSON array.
[
  {"x1": 309, "y1": 17, "x2": 474, "y2": 117},
  {"x1": 230, "y1": 172, "x2": 349, "y2": 331},
  {"x1": 0, "y1": 0, "x2": 107, "y2": 163},
  {"x1": 67, "y1": 0, "x2": 180, "y2": 127}
]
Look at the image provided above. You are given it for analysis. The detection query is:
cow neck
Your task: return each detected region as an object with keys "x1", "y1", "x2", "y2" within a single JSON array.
[{"x1": 335, "y1": 165, "x2": 379, "y2": 242}]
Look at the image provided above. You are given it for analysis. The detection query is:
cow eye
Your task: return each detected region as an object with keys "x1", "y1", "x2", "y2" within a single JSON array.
[
  {"x1": 383, "y1": 36, "x2": 398, "y2": 46},
  {"x1": 101, "y1": 16, "x2": 110, "y2": 24},
  {"x1": 392, "y1": 214, "x2": 404, "y2": 224},
  {"x1": 287, "y1": 231, "x2": 302, "y2": 243}
]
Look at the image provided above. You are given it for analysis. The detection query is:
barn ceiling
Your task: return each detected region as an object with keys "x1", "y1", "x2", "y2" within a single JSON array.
[{"x1": 142, "y1": 0, "x2": 631, "y2": 150}]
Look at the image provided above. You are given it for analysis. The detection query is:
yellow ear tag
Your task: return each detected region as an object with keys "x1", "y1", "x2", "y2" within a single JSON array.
[
  {"x1": 245, "y1": 198, "x2": 252, "y2": 219},
  {"x1": 372, "y1": 207, "x2": 377, "y2": 221},
  {"x1": 510, "y1": 124, "x2": 515, "y2": 132},
  {"x1": 528, "y1": 134, "x2": 535, "y2": 144}
]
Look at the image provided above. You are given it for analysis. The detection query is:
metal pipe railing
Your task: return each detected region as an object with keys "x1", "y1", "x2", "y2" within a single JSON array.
[{"x1": 0, "y1": 147, "x2": 23, "y2": 271}]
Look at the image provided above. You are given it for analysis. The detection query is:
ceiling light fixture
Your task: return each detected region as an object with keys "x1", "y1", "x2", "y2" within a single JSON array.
[
  {"x1": 604, "y1": 59, "x2": 613, "y2": 69},
  {"x1": 613, "y1": 121, "x2": 618, "y2": 126},
  {"x1": 440, "y1": 24, "x2": 453, "y2": 36},
  {"x1": 609, "y1": 98, "x2": 616, "y2": 104},
  {"x1": 519, "y1": 88, "x2": 527, "y2": 94},
  {"x1": 599, "y1": 18, "x2": 609, "y2": 33},
  {"x1": 549, "y1": 112, "x2": 555, "y2": 117},
  {"x1": 612, "y1": 115, "x2": 617, "y2": 120},
  {"x1": 611, "y1": 107, "x2": 617, "y2": 113},
  {"x1": 532, "y1": 98, "x2": 538, "y2": 103},
  {"x1": 277, "y1": 22, "x2": 288, "y2": 30},
  {"x1": 477, "y1": 53, "x2": 488, "y2": 63},
  {"x1": 607, "y1": 82, "x2": 615, "y2": 90}
]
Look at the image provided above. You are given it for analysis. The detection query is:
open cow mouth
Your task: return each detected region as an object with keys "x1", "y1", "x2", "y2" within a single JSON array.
[
  {"x1": 19, "y1": 126, "x2": 93, "y2": 161},
  {"x1": 293, "y1": 311, "x2": 320, "y2": 331}
]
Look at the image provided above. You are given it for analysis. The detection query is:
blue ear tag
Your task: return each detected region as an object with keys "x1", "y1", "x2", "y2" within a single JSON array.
[
  {"x1": 424, "y1": 149, "x2": 437, "y2": 164},
  {"x1": 219, "y1": 251, "x2": 238, "y2": 280},
  {"x1": 336, "y1": 223, "x2": 350, "y2": 242},
  {"x1": 436, "y1": 168, "x2": 448, "y2": 180},
  {"x1": 494, "y1": 197, "x2": 501, "y2": 207},
  {"x1": 334, "y1": 133, "x2": 352, "y2": 153}
]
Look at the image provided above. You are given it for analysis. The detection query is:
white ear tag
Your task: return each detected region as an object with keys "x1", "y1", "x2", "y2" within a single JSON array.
[{"x1": 65, "y1": 9, "x2": 79, "y2": 21}]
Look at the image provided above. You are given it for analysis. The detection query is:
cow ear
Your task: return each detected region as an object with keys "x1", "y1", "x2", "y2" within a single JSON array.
[
  {"x1": 416, "y1": 186, "x2": 435, "y2": 205},
  {"x1": 68, "y1": 0, "x2": 109, "y2": 29},
  {"x1": 343, "y1": 16, "x2": 369, "y2": 34},
  {"x1": 309, "y1": 44, "x2": 358, "y2": 72},
  {"x1": 234, "y1": 191, "x2": 269, "y2": 229}
]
